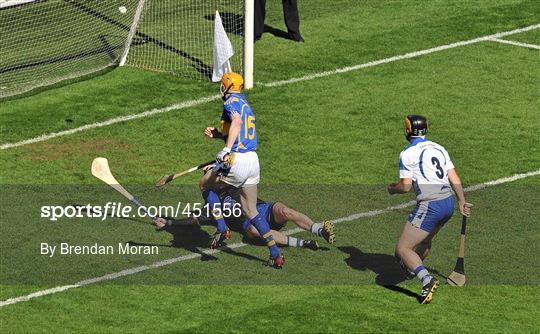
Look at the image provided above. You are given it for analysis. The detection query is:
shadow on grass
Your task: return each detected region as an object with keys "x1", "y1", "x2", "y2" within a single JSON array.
[
  {"x1": 128, "y1": 217, "x2": 266, "y2": 264},
  {"x1": 338, "y1": 246, "x2": 420, "y2": 300},
  {"x1": 203, "y1": 13, "x2": 292, "y2": 41},
  {"x1": 264, "y1": 25, "x2": 293, "y2": 40}
]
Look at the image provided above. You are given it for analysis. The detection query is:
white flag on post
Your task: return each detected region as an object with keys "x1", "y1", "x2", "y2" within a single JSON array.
[{"x1": 212, "y1": 11, "x2": 235, "y2": 82}]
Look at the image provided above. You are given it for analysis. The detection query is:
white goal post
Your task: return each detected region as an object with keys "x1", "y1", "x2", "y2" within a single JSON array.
[
  {"x1": 243, "y1": 0, "x2": 254, "y2": 89},
  {"x1": 119, "y1": 0, "x2": 147, "y2": 67},
  {"x1": 123, "y1": 0, "x2": 253, "y2": 88},
  {"x1": 0, "y1": 0, "x2": 254, "y2": 98}
]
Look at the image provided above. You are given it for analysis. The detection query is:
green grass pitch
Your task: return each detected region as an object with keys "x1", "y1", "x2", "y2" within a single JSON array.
[{"x1": 1, "y1": 0, "x2": 539, "y2": 333}]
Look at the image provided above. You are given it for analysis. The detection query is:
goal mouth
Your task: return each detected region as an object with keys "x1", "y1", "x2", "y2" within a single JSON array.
[{"x1": 0, "y1": 0, "x2": 251, "y2": 99}]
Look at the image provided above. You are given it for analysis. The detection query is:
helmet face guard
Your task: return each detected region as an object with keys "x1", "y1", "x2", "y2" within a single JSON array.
[
  {"x1": 220, "y1": 72, "x2": 244, "y2": 99},
  {"x1": 405, "y1": 115, "x2": 428, "y2": 141},
  {"x1": 220, "y1": 82, "x2": 230, "y2": 99}
]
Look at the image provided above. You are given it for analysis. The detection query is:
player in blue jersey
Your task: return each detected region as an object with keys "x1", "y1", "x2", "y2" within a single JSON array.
[
  {"x1": 198, "y1": 182, "x2": 334, "y2": 248},
  {"x1": 388, "y1": 115, "x2": 472, "y2": 304},
  {"x1": 238, "y1": 202, "x2": 335, "y2": 249},
  {"x1": 198, "y1": 72, "x2": 285, "y2": 268},
  {"x1": 152, "y1": 185, "x2": 336, "y2": 250}
]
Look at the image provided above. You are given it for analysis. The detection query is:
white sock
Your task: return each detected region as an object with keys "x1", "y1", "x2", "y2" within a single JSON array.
[
  {"x1": 414, "y1": 266, "x2": 433, "y2": 286},
  {"x1": 310, "y1": 223, "x2": 323, "y2": 236},
  {"x1": 422, "y1": 276, "x2": 433, "y2": 286},
  {"x1": 287, "y1": 236, "x2": 303, "y2": 247}
]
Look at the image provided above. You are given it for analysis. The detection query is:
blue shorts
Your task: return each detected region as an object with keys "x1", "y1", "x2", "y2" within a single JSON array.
[
  {"x1": 241, "y1": 202, "x2": 281, "y2": 231},
  {"x1": 407, "y1": 196, "x2": 454, "y2": 233}
]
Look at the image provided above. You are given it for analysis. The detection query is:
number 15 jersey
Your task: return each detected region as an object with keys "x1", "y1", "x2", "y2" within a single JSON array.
[
  {"x1": 220, "y1": 93, "x2": 257, "y2": 153},
  {"x1": 399, "y1": 137, "x2": 455, "y2": 202}
]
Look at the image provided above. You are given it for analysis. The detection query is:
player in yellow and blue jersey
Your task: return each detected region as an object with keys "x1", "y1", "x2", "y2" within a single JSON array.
[
  {"x1": 152, "y1": 183, "x2": 336, "y2": 250},
  {"x1": 199, "y1": 72, "x2": 285, "y2": 268}
]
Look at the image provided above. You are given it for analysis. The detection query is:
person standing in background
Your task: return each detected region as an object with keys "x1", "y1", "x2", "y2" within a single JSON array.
[{"x1": 255, "y1": 0, "x2": 304, "y2": 42}]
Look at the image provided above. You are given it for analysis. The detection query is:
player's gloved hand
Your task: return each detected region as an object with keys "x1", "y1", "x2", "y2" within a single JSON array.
[
  {"x1": 265, "y1": 255, "x2": 285, "y2": 269},
  {"x1": 216, "y1": 147, "x2": 231, "y2": 163},
  {"x1": 210, "y1": 229, "x2": 232, "y2": 249},
  {"x1": 213, "y1": 161, "x2": 230, "y2": 175}
]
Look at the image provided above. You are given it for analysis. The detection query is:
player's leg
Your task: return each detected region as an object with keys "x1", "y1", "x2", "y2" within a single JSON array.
[
  {"x1": 398, "y1": 197, "x2": 454, "y2": 304},
  {"x1": 261, "y1": 203, "x2": 314, "y2": 249},
  {"x1": 244, "y1": 225, "x2": 282, "y2": 244},
  {"x1": 199, "y1": 170, "x2": 231, "y2": 248},
  {"x1": 239, "y1": 185, "x2": 283, "y2": 266},
  {"x1": 414, "y1": 225, "x2": 442, "y2": 260},
  {"x1": 395, "y1": 238, "x2": 439, "y2": 280},
  {"x1": 272, "y1": 202, "x2": 335, "y2": 244},
  {"x1": 245, "y1": 223, "x2": 318, "y2": 250},
  {"x1": 395, "y1": 223, "x2": 430, "y2": 272},
  {"x1": 226, "y1": 151, "x2": 283, "y2": 267},
  {"x1": 415, "y1": 239, "x2": 432, "y2": 260},
  {"x1": 395, "y1": 222, "x2": 439, "y2": 304}
]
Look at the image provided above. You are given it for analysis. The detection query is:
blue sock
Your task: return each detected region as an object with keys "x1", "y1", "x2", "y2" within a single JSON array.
[
  {"x1": 202, "y1": 189, "x2": 227, "y2": 233},
  {"x1": 414, "y1": 265, "x2": 433, "y2": 286},
  {"x1": 250, "y1": 213, "x2": 281, "y2": 259}
]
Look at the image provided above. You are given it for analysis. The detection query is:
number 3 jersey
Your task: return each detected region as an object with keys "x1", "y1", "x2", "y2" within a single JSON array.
[
  {"x1": 220, "y1": 93, "x2": 257, "y2": 153},
  {"x1": 399, "y1": 137, "x2": 455, "y2": 202}
]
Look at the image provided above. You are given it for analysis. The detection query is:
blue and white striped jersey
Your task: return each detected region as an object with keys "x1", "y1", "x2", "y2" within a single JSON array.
[{"x1": 399, "y1": 137, "x2": 455, "y2": 202}]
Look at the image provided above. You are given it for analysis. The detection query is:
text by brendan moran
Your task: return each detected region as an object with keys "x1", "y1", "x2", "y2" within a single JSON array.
[{"x1": 40, "y1": 242, "x2": 159, "y2": 257}]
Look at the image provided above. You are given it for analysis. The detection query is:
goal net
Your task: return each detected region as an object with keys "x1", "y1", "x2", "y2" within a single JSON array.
[
  {"x1": 0, "y1": 0, "x2": 140, "y2": 98},
  {"x1": 125, "y1": 0, "x2": 246, "y2": 81},
  {"x1": 0, "y1": 0, "x2": 249, "y2": 99}
]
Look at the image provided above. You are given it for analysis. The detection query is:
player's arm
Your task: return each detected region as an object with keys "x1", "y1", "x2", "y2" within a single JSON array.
[
  {"x1": 387, "y1": 152, "x2": 413, "y2": 195},
  {"x1": 448, "y1": 168, "x2": 471, "y2": 217},
  {"x1": 389, "y1": 152, "x2": 413, "y2": 194},
  {"x1": 387, "y1": 178, "x2": 413, "y2": 194},
  {"x1": 225, "y1": 114, "x2": 242, "y2": 149},
  {"x1": 216, "y1": 114, "x2": 242, "y2": 160}
]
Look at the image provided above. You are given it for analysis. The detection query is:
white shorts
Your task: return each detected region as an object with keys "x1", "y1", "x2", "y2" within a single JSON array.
[{"x1": 222, "y1": 151, "x2": 260, "y2": 188}]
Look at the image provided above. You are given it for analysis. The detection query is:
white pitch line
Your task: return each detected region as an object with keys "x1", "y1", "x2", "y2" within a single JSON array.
[
  {"x1": 261, "y1": 24, "x2": 540, "y2": 87},
  {"x1": 489, "y1": 38, "x2": 540, "y2": 50},
  {"x1": 0, "y1": 94, "x2": 221, "y2": 150},
  {"x1": 1, "y1": 24, "x2": 539, "y2": 151},
  {"x1": 1, "y1": 168, "x2": 538, "y2": 308}
]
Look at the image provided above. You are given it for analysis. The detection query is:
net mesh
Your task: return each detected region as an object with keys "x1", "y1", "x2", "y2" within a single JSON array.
[
  {"x1": 0, "y1": 0, "x2": 245, "y2": 99},
  {"x1": 126, "y1": 0, "x2": 244, "y2": 80},
  {"x1": 0, "y1": 0, "x2": 139, "y2": 98}
]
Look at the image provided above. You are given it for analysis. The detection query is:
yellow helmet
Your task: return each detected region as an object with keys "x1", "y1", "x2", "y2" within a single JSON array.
[{"x1": 220, "y1": 72, "x2": 244, "y2": 96}]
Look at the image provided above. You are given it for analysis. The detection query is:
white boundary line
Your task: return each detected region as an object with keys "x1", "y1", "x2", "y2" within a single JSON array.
[
  {"x1": 1, "y1": 168, "x2": 539, "y2": 307},
  {"x1": 489, "y1": 38, "x2": 540, "y2": 50},
  {"x1": 0, "y1": 94, "x2": 221, "y2": 150},
  {"x1": 260, "y1": 24, "x2": 540, "y2": 87},
  {"x1": 1, "y1": 24, "x2": 539, "y2": 151}
]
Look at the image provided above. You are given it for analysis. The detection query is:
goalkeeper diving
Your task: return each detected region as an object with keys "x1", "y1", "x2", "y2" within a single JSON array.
[{"x1": 152, "y1": 184, "x2": 336, "y2": 249}]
